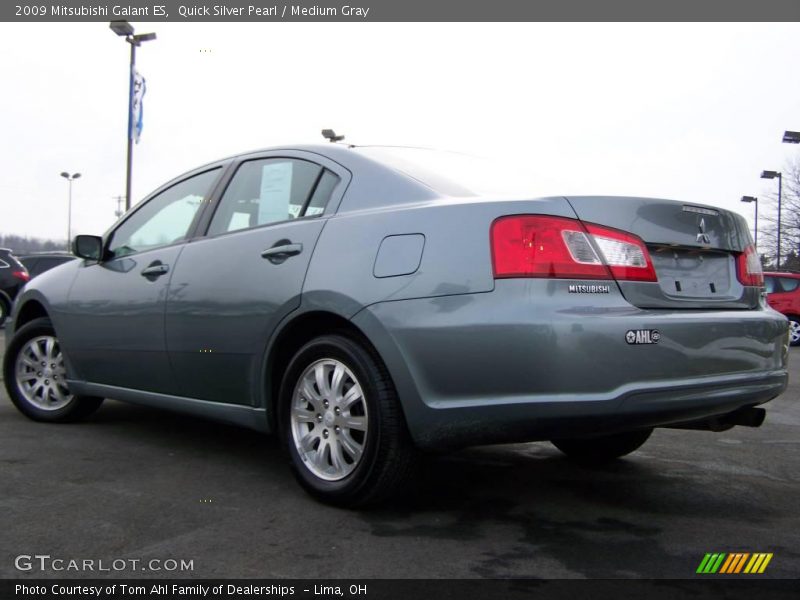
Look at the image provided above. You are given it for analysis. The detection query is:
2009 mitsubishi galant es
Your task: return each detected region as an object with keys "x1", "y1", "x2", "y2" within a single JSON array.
[{"x1": 3, "y1": 143, "x2": 789, "y2": 506}]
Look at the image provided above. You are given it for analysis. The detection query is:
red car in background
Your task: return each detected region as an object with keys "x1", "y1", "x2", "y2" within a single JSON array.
[{"x1": 764, "y1": 272, "x2": 800, "y2": 346}]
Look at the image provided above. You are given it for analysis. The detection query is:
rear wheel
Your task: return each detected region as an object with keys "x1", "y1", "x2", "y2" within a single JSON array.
[
  {"x1": 551, "y1": 429, "x2": 653, "y2": 464},
  {"x1": 278, "y1": 334, "x2": 417, "y2": 507},
  {"x1": 3, "y1": 317, "x2": 104, "y2": 422},
  {"x1": 0, "y1": 297, "x2": 8, "y2": 327},
  {"x1": 788, "y1": 317, "x2": 800, "y2": 347}
]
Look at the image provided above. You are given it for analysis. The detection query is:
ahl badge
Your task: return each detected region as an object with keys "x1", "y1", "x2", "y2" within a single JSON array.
[{"x1": 625, "y1": 329, "x2": 661, "y2": 345}]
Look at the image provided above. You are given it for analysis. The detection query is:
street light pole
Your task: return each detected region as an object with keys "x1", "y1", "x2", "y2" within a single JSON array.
[
  {"x1": 60, "y1": 172, "x2": 81, "y2": 252},
  {"x1": 778, "y1": 173, "x2": 783, "y2": 269},
  {"x1": 741, "y1": 196, "x2": 758, "y2": 249},
  {"x1": 761, "y1": 170, "x2": 782, "y2": 269},
  {"x1": 110, "y1": 20, "x2": 156, "y2": 212},
  {"x1": 777, "y1": 131, "x2": 799, "y2": 270}
]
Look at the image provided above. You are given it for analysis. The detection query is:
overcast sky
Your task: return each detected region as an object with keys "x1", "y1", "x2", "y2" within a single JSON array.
[{"x1": 1, "y1": 22, "x2": 798, "y2": 242}]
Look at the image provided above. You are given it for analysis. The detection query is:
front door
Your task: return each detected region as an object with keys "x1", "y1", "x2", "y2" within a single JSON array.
[{"x1": 62, "y1": 168, "x2": 222, "y2": 393}]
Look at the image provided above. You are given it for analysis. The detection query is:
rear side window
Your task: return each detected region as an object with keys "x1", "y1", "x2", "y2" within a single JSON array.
[
  {"x1": 765, "y1": 276, "x2": 777, "y2": 293},
  {"x1": 305, "y1": 170, "x2": 340, "y2": 216},
  {"x1": 208, "y1": 158, "x2": 325, "y2": 236},
  {"x1": 779, "y1": 277, "x2": 800, "y2": 293},
  {"x1": 1, "y1": 254, "x2": 25, "y2": 271}
]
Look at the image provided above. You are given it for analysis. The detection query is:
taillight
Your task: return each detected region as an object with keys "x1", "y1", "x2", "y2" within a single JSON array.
[
  {"x1": 583, "y1": 223, "x2": 658, "y2": 282},
  {"x1": 736, "y1": 245, "x2": 763, "y2": 287},
  {"x1": 491, "y1": 215, "x2": 657, "y2": 282},
  {"x1": 12, "y1": 270, "x2": 30, "y2": 282}
]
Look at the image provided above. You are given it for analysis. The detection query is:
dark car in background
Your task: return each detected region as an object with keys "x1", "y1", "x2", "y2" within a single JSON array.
[
  {"x1": 2, "y1": 144, "x2": 790, "y2": 506},
  {"x1": 0, "y1": 248, "x2": 29, "y2": 325},
  {"x1": 764, "y1": 272, "x2": 800, "y2": 346},
  {"x1": 18, "y1": 252, "x2": 76, "y2": 279}
]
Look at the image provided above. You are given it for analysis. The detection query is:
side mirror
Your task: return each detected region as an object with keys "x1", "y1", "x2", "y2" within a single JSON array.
[{"x1": 73, "y1": 235, "x2": 103, "y2": 260}]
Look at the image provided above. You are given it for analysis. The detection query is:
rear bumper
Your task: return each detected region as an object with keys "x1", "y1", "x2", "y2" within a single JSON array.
[
  {"x1": 353, "y1": 279, "x2": 790, "y2": 449},
  {"x1": 397, "y1": 370, "x2": 787, "y2": 448}
]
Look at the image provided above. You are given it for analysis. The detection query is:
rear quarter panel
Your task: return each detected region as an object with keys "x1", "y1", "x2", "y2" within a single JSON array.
[{"x1": 302, "y1": 196, "x2": 578, "y2": 314}]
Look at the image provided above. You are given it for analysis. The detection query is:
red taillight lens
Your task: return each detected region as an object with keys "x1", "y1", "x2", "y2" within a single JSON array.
[
  {"x1": 736, "y1": 245, "x2": 763, "y2": 287},
  {"x1": 491, "y1": 215, "x2": 657, "y2": 282},
  {"x1": 12, "y1": 270, "x2": 30, "y2": 282}
]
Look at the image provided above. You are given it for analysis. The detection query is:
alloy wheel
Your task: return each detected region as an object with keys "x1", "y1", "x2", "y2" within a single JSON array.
[
  {"x1": 290, "y1": 358, "x2": 369, "y2": 481},
  {"x1": 14, "y1": 335, "x2": 73, "y2": 410},
  {"x1": 791, "y1": 320, "x2": 800, "y2": 345}
]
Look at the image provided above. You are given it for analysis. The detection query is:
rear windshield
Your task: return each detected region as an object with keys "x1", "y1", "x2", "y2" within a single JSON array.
[{"x1": 353, "y1": 146, "x2": 540, "y2": 197}]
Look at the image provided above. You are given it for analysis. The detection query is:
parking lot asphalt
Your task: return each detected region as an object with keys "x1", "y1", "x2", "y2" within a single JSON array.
[{"x1": 0, "y1": 328, "x2": 798, "y2": 579}]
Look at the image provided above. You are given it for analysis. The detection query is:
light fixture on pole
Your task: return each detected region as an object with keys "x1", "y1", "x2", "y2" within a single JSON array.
[
  {"x1": 782, "y1": 130, "x2": 800, "y2": 144},
  {"x1": 60, "y1": 172, "x2": 81, "y2": 252},
  {"x1": 761, "y1": 170, "x2": 782, "y2": 269},
  {"x1": 110, "y1": 20, "x2": 156, "y2": 212},
  {"x1": 741, "y1": 196, "x2": 758, "y2": 250}
]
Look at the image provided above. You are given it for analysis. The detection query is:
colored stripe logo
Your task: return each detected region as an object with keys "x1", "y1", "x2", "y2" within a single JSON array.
[{"x1": 696, "y1": 553, "x2": 773, "y2": 574}]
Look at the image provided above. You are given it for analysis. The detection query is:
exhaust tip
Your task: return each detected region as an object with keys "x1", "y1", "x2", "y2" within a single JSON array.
[
  {"x1": 665, "y1": 406, "x2": 767, "y2": 431},
  {"x1": 725, "y1": 407, "x2": 766, "y2": 428}
]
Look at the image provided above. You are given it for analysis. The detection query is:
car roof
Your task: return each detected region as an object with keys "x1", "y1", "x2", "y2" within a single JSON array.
[
  {"x1": 122, "y1": 142, "x2": 438, "y2": 224},
  {"x1": 764, "y1": 272, "x2": 800, "y2": 277}
]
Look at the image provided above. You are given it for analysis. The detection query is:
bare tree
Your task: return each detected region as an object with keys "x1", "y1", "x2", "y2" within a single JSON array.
[{"x1": 756, "y1": 158, "x2": 800, "y2": 271}]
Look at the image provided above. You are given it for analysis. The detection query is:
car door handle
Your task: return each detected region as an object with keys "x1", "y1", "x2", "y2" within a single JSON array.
[
  {"x1": 261, "y1": 243, "x2": 303, "y2": 262},
  {"x1": 141, "y1": 263, "x2": 170, "y2": 277}
]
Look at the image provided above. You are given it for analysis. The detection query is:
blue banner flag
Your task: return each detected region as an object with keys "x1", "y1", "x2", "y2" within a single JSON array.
[{"x1": 130, "y1": 69, "x2": 146, "y2": 144}]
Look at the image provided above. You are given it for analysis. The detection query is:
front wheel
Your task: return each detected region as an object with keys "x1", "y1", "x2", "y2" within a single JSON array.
[
  {"x1": 3, "y1": 317, "x2": 104, "y2": 422},
  {"x1": 551, "y1": 429, "x2": 653, "y2": 464},
  {"x1": 278, "y1": 334, "x2": 417, "y2": 507},
  {"x1": 788, "y1": 317, "x2": 800, "y2": 347}
]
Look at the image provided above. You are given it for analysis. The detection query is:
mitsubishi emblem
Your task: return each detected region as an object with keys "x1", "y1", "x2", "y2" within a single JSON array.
[{"x1": 697, "y1": 218, "x2": 711, "y2": 245}]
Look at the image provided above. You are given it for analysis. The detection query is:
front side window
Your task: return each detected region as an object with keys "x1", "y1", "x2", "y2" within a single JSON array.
[
  {"x1": 207, "y1": 158, "x2": 331, "y2": 236},
  {"x1": 109, "y1": 169, "x2": 220, "y2": 258}
]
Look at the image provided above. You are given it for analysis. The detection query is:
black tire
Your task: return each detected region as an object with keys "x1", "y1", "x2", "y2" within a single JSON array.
[
  {"x1": 0, "y1": 296, "x2": 8, "y2": 327},
  {"x1": 788, "y1": 317, "x2": 800, "y2": 347},
  {"x1": 278, "y1": 334, "x2": 417, "y2": 507},
  {"x1": 551, "y1": 428, "x2": 653, "y2": 464},
  {"x1": 3, "y1": 317, "x2": 104, "y2": 422}
]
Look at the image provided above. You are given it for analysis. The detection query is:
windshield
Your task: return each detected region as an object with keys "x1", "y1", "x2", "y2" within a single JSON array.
[{"x1": 353, "y1": 146, "x2": 541, "y2": 197}]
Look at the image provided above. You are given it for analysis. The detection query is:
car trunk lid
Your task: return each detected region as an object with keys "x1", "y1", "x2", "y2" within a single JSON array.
[{"x1": 564, "y1": 196, "x2": 760, "y2": 309}]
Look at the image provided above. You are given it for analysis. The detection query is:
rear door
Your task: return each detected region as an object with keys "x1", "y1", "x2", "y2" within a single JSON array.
[
  {"x1": 565, "y1": 196, "x2": 759, "y2": 309},
  {"x1": 165, "y1": 152, "x2": 349, "y2": 405}
]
